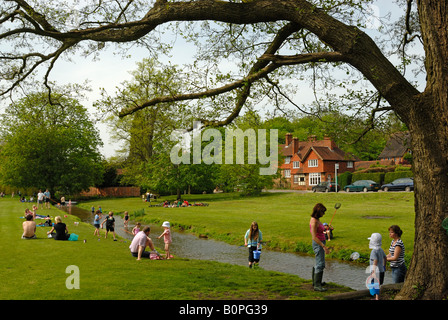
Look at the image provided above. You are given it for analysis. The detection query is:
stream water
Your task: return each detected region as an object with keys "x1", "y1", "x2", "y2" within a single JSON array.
[{"x1": 61, "y1": 204, "x2": 393, "y2": 290}]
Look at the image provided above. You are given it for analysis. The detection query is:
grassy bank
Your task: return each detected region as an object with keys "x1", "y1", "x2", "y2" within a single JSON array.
[
  {"x1": 0, "y1": 196, "x2": 352, "y2": 300},
  {"x1": 79, "y1": 191, "x2": 415, "y2": 264}
]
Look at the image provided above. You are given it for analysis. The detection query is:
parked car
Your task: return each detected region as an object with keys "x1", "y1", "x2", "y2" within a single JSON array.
[
  {"x1": 381, "y1": 177, "x2": 414, "y2": 192},
  {"x1": 344, "y1": 180, "x2": 380, "y2": 192},
  {"x1": 312, "y1": 181, "x2": 340, "y2": 192}
]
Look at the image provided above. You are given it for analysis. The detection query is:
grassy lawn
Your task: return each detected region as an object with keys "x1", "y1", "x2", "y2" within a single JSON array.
[
  {"x1": 0, "y1": 195, "x2": 355, "y2": 300},
  {"x1": 80, "y1": 191, "x2": 415, "y2": 264}
]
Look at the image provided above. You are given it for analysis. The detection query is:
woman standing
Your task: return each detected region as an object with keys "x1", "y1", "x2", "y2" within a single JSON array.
[
  {"x1": 387, "y1": 225, "x2": 407, "y2": 283},
  {"x1": 310, "y1": 203, "x2": 330, "y2": 291},
  {"x1": 244, "y1": 221, "x2": 262, "y2": 268}
]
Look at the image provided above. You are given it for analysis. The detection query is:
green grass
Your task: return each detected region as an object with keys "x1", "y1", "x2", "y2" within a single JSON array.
[
  {"x1": 0, "y1": 196, "x2": 353, "y2": 300},
  {"x1": 82, "y1": 191, "x2": 415, "y2": 264}
]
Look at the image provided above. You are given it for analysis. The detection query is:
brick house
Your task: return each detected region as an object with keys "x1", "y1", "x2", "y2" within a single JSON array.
[
  {"x1": 378, "y1": 132, "x2": 411, "y2": 165},
  {"x1": 279, "y1": 134, "x2": 358, "y2": 190}
]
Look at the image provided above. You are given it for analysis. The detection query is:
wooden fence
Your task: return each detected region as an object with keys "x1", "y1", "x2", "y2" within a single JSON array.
[{"x1": 79, "y1": 186, "x2": 140, "y2": 197}]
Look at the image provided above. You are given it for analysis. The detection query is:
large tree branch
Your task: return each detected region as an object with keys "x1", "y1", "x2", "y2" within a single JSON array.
[
  {"x1": 118, "y1": 62, "x2": 280, "y2": 118},
  {"x1": 1, "y1": 0, "x2": 420, "y2": 121},
  {"x1": 118, "y1": 50, "x2": 347, "y2": 121},
  {"x1": 259, "y1": 51, "x2": 346, "y2": 65}
]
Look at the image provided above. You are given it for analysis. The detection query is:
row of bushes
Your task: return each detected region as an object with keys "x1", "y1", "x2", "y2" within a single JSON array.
[{"x1": 338, "y1": 167, "x2": 413, "y2": 187}]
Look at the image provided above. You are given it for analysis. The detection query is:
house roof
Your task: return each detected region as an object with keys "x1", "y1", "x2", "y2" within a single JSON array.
[
  {"x1": 378, "y1": 132, "x2": 411, "y2": 158},
  {"x1": 280, "y1": 135, "x2": 358, "y2": 162},
  {"x1": 300, "y1": 146, "x2": 357, "y2": 162}
]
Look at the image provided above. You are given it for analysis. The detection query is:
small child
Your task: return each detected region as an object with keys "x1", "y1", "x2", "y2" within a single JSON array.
[
  {"x1": 323, "y1": 223, "x2": 334, "y2": 241},
  {"x1": 368, "y1": 233, "x2": 387, "y2": 300},
  {"x1": 123, "y1": 211, "x2": 129, "y2": 227},
  {"x1": 101, "y1": 211, "x2": 117, "y2": 241},
  {"x1": 93, "y1": 210, "x2": 102, "y2": 237},
  {"x1": 132, "y1": 222, "x2": 141, "y2": 236},
  {"x1": 158, "y1": 221, "x2": 172, "y2": 259}
]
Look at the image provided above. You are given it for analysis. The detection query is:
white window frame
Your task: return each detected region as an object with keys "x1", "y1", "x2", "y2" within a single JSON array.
[
  {"x1": 309, "y1": 172, "x2": 321, "y2": 186},
  {"x1": 284, "y1": 169, "x2": 291, "y2": 178},
  {"x1": 285, "y1": 156, "x2": 291, "y2": 164},
  {"x1": 308, "y1": 159, "x2": 318, "y2": 167},
  {"x1": 347, "y1": 161, "x2": 353, "y2": 168},
  {"x1": 294, "y1": 174, "x2": 306, "y2": 185},
  {"x1": 293, "y1": 161, "x2": 300, "y2": 169}
]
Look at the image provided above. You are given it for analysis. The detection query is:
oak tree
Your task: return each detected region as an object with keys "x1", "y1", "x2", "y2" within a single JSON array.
[{"x1": 1, "y1": 0, "x2": 447, "y2": 299}]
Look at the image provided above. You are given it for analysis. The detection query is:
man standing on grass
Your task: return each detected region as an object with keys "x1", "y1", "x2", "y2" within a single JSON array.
[
  {"x1": 129, "y1": 226, "x2": 160, "y2": 260},
  {"x1": 37, "y1": 190, "x2": 44, "y2": 209},
  {"x1": 44, "y1": 189, "x2": 51, "y2": 209}
]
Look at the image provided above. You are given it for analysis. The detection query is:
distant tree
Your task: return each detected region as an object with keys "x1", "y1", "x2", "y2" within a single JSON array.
[{"x1": 0, "y1": 92, "x2": 104, "y2": 195}]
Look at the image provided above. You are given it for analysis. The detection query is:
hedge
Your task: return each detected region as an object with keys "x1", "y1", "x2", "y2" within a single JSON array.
[
  {"x1": 337, "y1": 172, "x2": 352, "y2": 189},
  {"x1": 351, "y1": 172, "x2": 385, "y2": 185},
  {"x1": 383, "y1": 171, "x2": 414, "y2": 184},
  {"x1": 338, "y1": 167, "x2": 414, "y2": 188}
]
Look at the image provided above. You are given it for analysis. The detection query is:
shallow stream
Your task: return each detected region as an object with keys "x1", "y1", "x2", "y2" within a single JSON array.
[{"x1": 62, "y1": 204, "x2": 393, "y2": 290}]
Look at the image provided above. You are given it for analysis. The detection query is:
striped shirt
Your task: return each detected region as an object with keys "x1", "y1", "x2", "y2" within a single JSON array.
[{"x1": 389, "y1": 239, "x2": 405, "y2": 267}]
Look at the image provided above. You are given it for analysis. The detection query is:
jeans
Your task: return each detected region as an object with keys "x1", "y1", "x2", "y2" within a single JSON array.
[
  {"x1": 312, "y1": 240, "x2": 326, "y2": 273},
  {"x1": 391, "y1": 264, "x2": 407, "y2": 283}
]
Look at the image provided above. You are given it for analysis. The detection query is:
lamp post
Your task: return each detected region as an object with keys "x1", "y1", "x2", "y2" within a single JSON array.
[{"x1": 335, "y1": 163, "x2": 339, "y2": 192}]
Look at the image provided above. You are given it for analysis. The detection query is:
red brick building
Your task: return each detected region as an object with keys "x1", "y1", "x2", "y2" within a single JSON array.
[{"x1": 278, "y1": 134, "x2": 358, "y2": 190}]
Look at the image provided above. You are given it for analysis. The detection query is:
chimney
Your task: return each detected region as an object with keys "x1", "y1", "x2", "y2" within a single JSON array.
[
  {"x1": 285, "y1": 133, "x2": 292, "y2": 146},
  {"x1": 308, "y1": 135, "x2": 317, "y2": 142},
  {"x1": 292, "y1": 137, "x2": 299, "y2": 154},
  {"x1": 323, "y1": 136, "x2": 336, "y2": 150}
]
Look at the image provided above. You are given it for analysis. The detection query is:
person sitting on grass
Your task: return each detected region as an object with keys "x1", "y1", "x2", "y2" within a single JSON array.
[
  {"x1": 129, "y1": 226, "x2": 160, "y2": 260},
  {"x1": 22, "y1": 214, "x2": 37, "y2": 239},
  {"x1": 47, "y1": 216, "x2": 70, "y2": 240},
  {"x1": 323, "y1": 223, "x2": 334, "y2": 241}
]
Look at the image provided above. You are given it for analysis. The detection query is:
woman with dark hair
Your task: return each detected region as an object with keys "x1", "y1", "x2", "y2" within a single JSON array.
[
  {"x1": 244, "y1": 221, "x2": 262, "y2": 268},
  {"x1": 310, "y1": 203, "x2": 330, "y2": 291},
  {"x1": 387, "y1": 225, "x2": 407, "y2": 283}
]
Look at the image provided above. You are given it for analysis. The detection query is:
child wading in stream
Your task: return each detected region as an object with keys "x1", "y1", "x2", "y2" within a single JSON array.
[{"x1": 158, "y1": 221, "x2": 172, "y2": 259}]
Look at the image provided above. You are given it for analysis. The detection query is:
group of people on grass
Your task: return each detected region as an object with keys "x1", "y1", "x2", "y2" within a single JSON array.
[
  {"x1": 310, "y1": 202, "x2": 406, "y2": 299},
  {"x1": 20, "y1": 196, "x2": 407, "y2": 296},
  {"x1": 21, "y1": 202, "x2": 174, "y2": 260},
  {"x1": 22, "y1": 207, "x2": 71, "y2": 241}
]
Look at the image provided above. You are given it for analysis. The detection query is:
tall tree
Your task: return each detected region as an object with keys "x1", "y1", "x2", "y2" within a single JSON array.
[
  {"x1": 0, "y1": 91, "x2": 104, "y2": 195},
  {"x1": 0, "y1": 0, "x2": 447, "y2": 299}
]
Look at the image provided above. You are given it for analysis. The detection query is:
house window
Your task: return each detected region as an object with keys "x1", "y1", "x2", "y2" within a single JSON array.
[
  {"x1": 308, "y1": 159, "x2": 318, "y2": 167},
  {"x1": 284, "y1": 169, "x2": 291, "y2": 178},
  {"x1": 309, "y1": 173, "x2": 321, "y2": 186},
  {"x1": 294, "y1": 174, "x2": 306, "y2": 185},
  {"x1": 347, "y1": 161, "x2": 353, "y2": 168},
  {"x1": 293, "y1": 161, "x2": 300, "y2": 168},
  {"x1": 285, "y1": 156, "x2": 291, "y2": 164}
]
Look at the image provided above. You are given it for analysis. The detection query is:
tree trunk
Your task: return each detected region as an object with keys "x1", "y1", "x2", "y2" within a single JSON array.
[
  {"x1": 395, "y1": 0, "x2": 448, "y2": 300},
  {"x1": 398, "y1": 98, "x2": 448, "y2": 300}
]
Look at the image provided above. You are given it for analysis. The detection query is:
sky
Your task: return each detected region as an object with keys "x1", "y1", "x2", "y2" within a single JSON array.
[{"x1": 43, "y1": 0, "x2": 423, "y2": 159}]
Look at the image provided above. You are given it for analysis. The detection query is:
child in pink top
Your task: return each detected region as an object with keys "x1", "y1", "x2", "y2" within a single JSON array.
[
  {"x1": 132, "y1": 222, "x2": 141, "y2": 236},
  {"x1": 158, "y1": 221, "x2": 172, "y2": 259}
]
